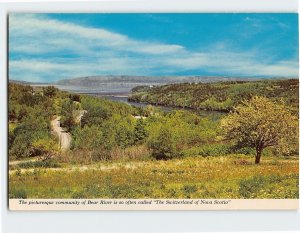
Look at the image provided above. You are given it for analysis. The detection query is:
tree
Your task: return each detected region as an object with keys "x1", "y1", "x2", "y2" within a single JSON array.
[
  {"x1": 60, "y1": 98, "x2": 76, "y2": 131},
  {"x1": 133, "y1": 119, "x2": 148, "y2": 145},
  {"x1": 148, "y1": 124, "x2": 178, "y2": 160},
  {"x1": 31, "y1": 138, "x2": 59, "y2": 160},
  {"x1": 43, "y1": 86, "x2": 58, "y2": 98},
  {"x1": 221, "y1": 96, "x2": 298, "y2": 164},
  {"x1": 69, "y1": 94, "x2": 81, "y2": 102}
]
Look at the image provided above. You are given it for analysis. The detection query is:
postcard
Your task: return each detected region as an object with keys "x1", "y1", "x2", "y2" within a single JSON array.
[{"x1": 8, "y1": 13, "x2": 299, "y2": 210}]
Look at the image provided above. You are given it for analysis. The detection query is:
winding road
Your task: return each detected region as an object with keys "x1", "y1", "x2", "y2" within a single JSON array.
[
  {"x1": 51, "y1": 116, "x2": 72, "y2": 151},
  {"x1": 9, "y1": 116, "x2": 72, "y2": 166}
]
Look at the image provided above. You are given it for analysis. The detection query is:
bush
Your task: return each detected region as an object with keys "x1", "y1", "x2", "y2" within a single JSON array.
[
  {"x1": 239, "y1": 174, "x2": 299, "y2": 199},
  {"x1": 182, "y1": 184, "x2": 198, "y2": 196},
  {"x1": 57, "y1": 149, "x2": 111, "y2": 164},
  {"x1": 10, "y1": 159, "x2": 61, "y2": 170},
  {"x1": 60, "y1": 98, "x2": 76, "y2": 131},
  {"x1": 10, "y1": 188, "x2": 27, "y2": 199},
  {"x1": 133, "y1": 119, "x2": 148, "y2": 145},
  {"x1": 239, "y1": 175, "x2": 267, "y2": 198},
  {"x1": 181, "y1": 144, "x2": 231, "y2": 157},
  {"x1": 148, "y1": 125, "x2": 178, "y2": 160},
  {"x1": 110, "y1": 145, "x2": 151, "y2": 161},
  {"x1": 31, "y1": 138, "x2": 59, "y2": 160},
  {"x1": 71, "y1": 125, "x2": 104, "y2": 150},
  {"x1": 232, "y1": 146, "x2": 255, "y2": 155}
]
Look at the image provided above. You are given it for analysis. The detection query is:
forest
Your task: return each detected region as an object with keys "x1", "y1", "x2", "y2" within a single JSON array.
[
  {"x1": 129, "y1": 79, "x2": 299, "y2": 114},
  {"x1": 8, "y1": 79, "x2": 299, "y2": 199}
]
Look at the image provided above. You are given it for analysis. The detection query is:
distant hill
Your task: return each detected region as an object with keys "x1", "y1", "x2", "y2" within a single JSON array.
[
  {"x1": 10, "y1": 76, "x2": 296, "y2": 95},
  {"x1": 54, "y1": 75, "x2": 272, "y2": 86},
  {"x1": 9, "y1": 79, "x2": 49, "y2": 85},
  {"x1": 10, "y1": 76, "x2": 293, "y2": 87}
]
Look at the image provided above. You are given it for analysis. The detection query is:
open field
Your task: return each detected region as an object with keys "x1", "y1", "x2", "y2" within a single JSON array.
[{"x1": 9, "y1": 155, "x2": 299, "y2": 199}]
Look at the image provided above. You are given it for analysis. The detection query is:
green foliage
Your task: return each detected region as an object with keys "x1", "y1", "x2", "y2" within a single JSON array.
[
  {"x1": 80, "y1": 95, "x2": 132, "y2": 121},
  {"x1": 72, "y1": 125, "x2": 104, "y2": 150},
  {"x1": 80, "y1": 104, "x2": 111, "y2": 127},
  {"x1": 69, "y1": 93, "x2": 81, "y2": 102},
  {"x1": 133, "y1": 119, "x2": 148, "y2": 144},
  {"x1": 10, "y1": 159, "x2": 61, "y2": 170},
  {"x1": 43, "y1": 86, "x2": 58, "y2": 98},
  {"x1": 181, "y1": 143, "x2": 231, "y2": 157},
  {"x1": 148, "y1": 123, "x2": 178, "y2": 159},
  {"x1": 31, "y1": 137, "x2": 59, "y2": 159},
  {"x1": 129, "y1": 79, "x2": 298, "y2": 113},
  {"x1": 10, "y1": 188, "x2": 27, "y2": 199},
  {"x1": 239, "y1": 175, "x2": 266, "y2": 198},
  {"x1": 221, "y1": 96, "x2": 298, "y2": 163},
  {"x1": 200, "y1": 97, "x2": 234, "y2": 111},
  {"x1": 239, "y1": 174, "x2": 299, "y2": 199},
  {"x1": 182, "y1": 184, "x2": 198, "y2": 197},
  {"x1": 9, "y1": 111, "x2": 53, "y2": 159},
  {"x1": 9, "y1": 83, "x2": 60, "y2": 159},
  {"x1": 9, "y1": 80, "x2": 299, "y2": 166},
  {"x1": 71, "y1": 94, "x2": 219, "y2": 161},
  {"x1": 146, "y1": 110, "x2": 219, "y2": 159},
  {"x1": 113, "y1": 116, "x2": 135, "y2": 148},
  {"x1": 60, "y1": 98, "x2": 76, "y2": 131}
]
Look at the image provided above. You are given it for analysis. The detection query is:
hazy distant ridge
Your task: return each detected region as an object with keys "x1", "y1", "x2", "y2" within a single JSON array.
[{"x1": 54, "y1": 75, "x2": 272, "y2": 87}]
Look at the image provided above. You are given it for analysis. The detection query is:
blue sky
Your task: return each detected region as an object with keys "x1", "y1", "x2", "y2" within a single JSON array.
[{"x1": 9, "y1": 13, "x2": 298, "y2": 82}]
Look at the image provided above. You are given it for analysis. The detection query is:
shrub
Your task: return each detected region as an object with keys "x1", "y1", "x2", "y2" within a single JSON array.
[
  {"x1": 71, "y1": 125, "x2": 104, "y2": 150},
  {"x1": 148, "y1": 125, "x2": 178, "y2": 160},
  {"x1": 11, "y1": 160, "x2": 61, "y2": 170},
  {"x1": 238, "y1": 174, "x2": 298, "y2": 199},
  {"x1": 233, "y1": 159, "x2": 252, "y2": 165},
  {"x1": 31, "y1": 138, "x2": 59, "y2": 160},
  {"x1": 71, "y1": 190, "x2": 86, "y2": 199},
  {"x1": 110, "y1": 145, "x2": 151, "y2": 161},
  {"x1": 182, "y1": 184, "x2": 198, "y2": 195},
  {"x1": 133, "y1": 119, "x2": 148, "y2": 145},
  {"x1": 239, "y1": 175, "x2": 266, "y2": 198},
  {"x1": 181, "y1": 143, "x2": 230, "y2": 157},
  {"x1": 232, "y1": 146, "x2": 255, "y2": 155},
  {"x1": 57, "y1": 149, "x2": 111, "y2": 164},
  {"x1": 10, "y1": 188, "x2": 27, "y2": 199}
]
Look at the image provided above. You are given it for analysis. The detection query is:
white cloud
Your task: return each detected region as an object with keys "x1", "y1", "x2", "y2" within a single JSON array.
[
  {"x1": 163, "y1": 51, "x2": 299, "y2": 77},
  {"x1": 9, "y1": 14, "x2": 183, "y2": 55},
  {"x1": 9, "y1": 14, "x2": 299, "y2": 81}
]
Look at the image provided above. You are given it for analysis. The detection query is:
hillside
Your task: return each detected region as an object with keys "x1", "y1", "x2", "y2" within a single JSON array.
[
  {"x1": 129, "y1": 79, "x2": 299, "y2": 113},
  {"x1": 54, "y1": 75, "x2": 271, "y2": 86}
]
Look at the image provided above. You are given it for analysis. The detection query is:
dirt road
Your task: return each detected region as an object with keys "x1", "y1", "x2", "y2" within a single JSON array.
[
  {"x1": 51, "y1": 116, "x2": 71, "y2": 151},
  {"x1": 9, "y1": 162, "x2": 140, "y2": 174}
]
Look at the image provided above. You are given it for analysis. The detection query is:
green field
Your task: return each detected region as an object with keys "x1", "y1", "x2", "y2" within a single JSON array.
[{"x1": 9, "y1": 155, "x2": 298, "y2": 199}]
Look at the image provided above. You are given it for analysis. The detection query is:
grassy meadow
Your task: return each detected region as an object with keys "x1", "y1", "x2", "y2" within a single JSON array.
[{"x1": 9, "y1": 155, "x2": 298, "y2": 199}]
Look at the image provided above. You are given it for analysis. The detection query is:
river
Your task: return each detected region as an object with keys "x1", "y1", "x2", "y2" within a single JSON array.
[
  {"x1": 93, "y1": 94, "x2": 226, "y2": 121},
  {"x1": 42, "y1": 84, "x2": 226, "y2": 121}
]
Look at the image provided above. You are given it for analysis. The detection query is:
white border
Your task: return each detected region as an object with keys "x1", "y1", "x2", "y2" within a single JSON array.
[
  {"x1": 0, "y1": 0, "x2": 299, "y2": 12},
  {"x1": 1, "y1": 1, "x2": 300, "y2": 232},
  {"x1": 8, "y1": 199, "x2": 300, "y2": 210}
]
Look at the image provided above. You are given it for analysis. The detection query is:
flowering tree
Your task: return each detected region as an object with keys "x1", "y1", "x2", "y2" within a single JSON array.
[{"x1": 221, "y1": 96, "x2": 298, "y2": 164}]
